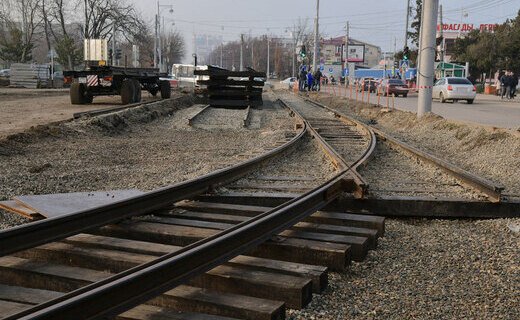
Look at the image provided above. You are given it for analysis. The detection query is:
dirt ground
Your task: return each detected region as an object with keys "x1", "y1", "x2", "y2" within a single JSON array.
[{"x1": 0, "y1": 88, "x2": 158, "y2": 139}]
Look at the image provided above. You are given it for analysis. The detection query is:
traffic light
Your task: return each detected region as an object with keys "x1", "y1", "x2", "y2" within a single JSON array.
[
  {"x1": 300, "y1": 45, "x2": 307, "y2": 58},
  {"x1": 403, "y1": 46, "x2": 409, "y2": 61},
  {"x1": 115, "y1": 48, "x2": 122, "y2": 60},
  {"x1": 108, "y1": 48, "x2": 113, "y2": 61}
]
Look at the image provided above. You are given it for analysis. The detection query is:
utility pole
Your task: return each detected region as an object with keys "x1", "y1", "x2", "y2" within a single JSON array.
[
  {"x1": 112, "y1": 23, "x2": 116, "y2": 66},
  {"x1": 266, "y1": 35, "x2": 270, "y2": 79},
  {"x1": 417, "y1": 0, "x2": 425, "y2": 88},
  {"x1": 154, "y1": 14, "x2": 157, "y2": 67},
  {"x1": 291, "y1": 26, "x2": 296, "y2": 77},
  {"x1": 439, "y1": 4, "x2": 444, "y2": 62},
  {"x1": 344, "y1": 21, "x2": 349, "y2": 85},
  {"x1": 220, "y1": 26, "x2": 224, "y2": 67},
  {"x1": 157, "y1": 2, "x2": 162, "y2": 71},
  {"x1": 251, "y1": 40, "x2": 254, "y2": 69},
  {"x1": 404, "y1": 0, "x2": 410, "y2": 48},
  {"x1": 312, "y1": 0, "x2": 320, "y2": 72},
  {"x1": 417, "y1": 0, "x2": 439, "y2": 117},
  {"x1": 240, "y1": 34, "x2": 244, "y2": 71}
]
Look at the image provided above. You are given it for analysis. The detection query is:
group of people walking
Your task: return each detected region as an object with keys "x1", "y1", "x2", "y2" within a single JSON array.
[
  {"x1": 499, "y1": 71, "x2": 518, "y2": 99},
  {"x1": 298, "y1": 66, "x2": 323, "y2": 92}
]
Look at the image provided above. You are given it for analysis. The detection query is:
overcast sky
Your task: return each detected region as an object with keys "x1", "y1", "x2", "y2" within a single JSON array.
[{"x1": 130, "y1": 0, "x2": 519, "y2": 63}]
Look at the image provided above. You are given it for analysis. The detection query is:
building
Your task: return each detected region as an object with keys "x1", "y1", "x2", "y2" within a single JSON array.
[
  {"x1": 194, "y1": 34, "x2": 223, "y2": 65},
  {"x1": 320, "y1": 36, "x2": 382, "y2": 68}
]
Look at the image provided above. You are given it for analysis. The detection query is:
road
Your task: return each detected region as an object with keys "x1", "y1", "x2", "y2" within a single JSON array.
[{"x1": 322, "y1": 86, "x2": 520, "y2": 129}]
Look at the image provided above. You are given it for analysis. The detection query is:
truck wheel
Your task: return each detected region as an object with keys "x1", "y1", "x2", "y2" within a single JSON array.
[
  {"x1": 70, "y1": 83, "x2": 86, "y2": 104},
  {"x1": 132, "y1": 79, "x2": 142, "y2": 103},
  {"x1": 121, "y1": 79, "x2": 135, "y2": 105},
  {"x1": 84, "y1": 92, "x2": 93, "y2": 104},
  {"x1": 160, "y1": 80, "x2": 171, "y2": 99}
]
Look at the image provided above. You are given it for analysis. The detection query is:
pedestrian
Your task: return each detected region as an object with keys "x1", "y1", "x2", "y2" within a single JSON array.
[
  {"x1": 500, "y1": 72, "x2": 509, "y2": 99},
  {"x1": 314, "y1": 69, "x2": 322, "y2": 91},
  {"x1": 509, "y1": 72, "x2": 518, "y2": 99},
  {"x1": 299, "y1": 68, "x2": 307, "y2": 92},
  {"x1": 306, "y1": 71, "x2": 314, "y2": 92},
  {"x1": 505, "y1": 71, "x2": 513, "y2": 99}
]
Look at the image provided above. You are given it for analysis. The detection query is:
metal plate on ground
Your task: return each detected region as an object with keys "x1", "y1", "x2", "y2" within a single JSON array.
[
  {"x1": 0, "y1": 200, "x2": 42, "y2": 219},
  {"x1": 13, "y1": 189, "x2": 144, "y2": 218}
]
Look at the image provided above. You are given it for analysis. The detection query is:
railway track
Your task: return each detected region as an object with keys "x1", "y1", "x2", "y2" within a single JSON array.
[
  {"x1": 0, "y1": 98, "x2": 384, "y2": 320},
  {"x1": 296, "y1": 94, "x2": 518, "y2": 218}
]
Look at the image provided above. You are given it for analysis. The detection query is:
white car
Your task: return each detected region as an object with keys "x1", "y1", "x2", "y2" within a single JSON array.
[
  {"x1": 433, "y1": 77, "x2": 476, "y2": 104},
  {"x1": 281, "y1": 77, "x2": 296, "y2": 88},
  {"x1": 0, "y1": 69, "x2": 10, "y2": 78}
]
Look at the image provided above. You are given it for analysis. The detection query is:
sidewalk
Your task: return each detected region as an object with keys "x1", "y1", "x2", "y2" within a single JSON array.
[{"x1": 476, "y1": 93, "x2": 520, "y2": 105}]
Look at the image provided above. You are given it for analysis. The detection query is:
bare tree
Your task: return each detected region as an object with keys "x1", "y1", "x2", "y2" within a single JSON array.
[
  {"x1": 161, "y1": 30, "x2": 185, "y2": 67},
  {"x1": 0, "y1": 0, "x2": 43, "y2": 63},
  {"x1": 83, "y1": 0, "x2": 145, "y2": 42}
]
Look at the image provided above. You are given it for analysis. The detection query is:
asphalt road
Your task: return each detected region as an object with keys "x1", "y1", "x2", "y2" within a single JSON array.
[{"x1": 322, "y1": 86, "x2": 520, "y2": 129}]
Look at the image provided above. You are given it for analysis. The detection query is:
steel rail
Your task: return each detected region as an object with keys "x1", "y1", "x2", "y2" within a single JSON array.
[
  {"x1": 10, "y1": 173, "x2": 346, "y2": 320},
  {"x1": 72, "y1": 96, "x2": 179, "y2": 119},
  {"x1": 187, "y1": 104, "x2": 211, "y2": 126},
  {"x1": 0, "y1": 111, "x2": 306, "y2": 257},
  {"x1": 294, "y1": 97, "x2": 377, "y2": 197},
  {"x1": 8, "y1": 99, "x2": 360, "y2": 320},
  {"x1": 278, "y1": 98, "x2": 371, "y2": 198},
  {"x1": 304, "y1": 97, "x2": 504, "y2": 203}
]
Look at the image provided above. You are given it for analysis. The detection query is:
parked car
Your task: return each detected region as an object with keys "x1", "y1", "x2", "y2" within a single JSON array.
[
  {"x1": 358, "y1": 79, "x2": 378, "y2": 93},
  {"x1": 281, "y1": 77, "x2": 296, "y2": 89},
  {"x1": 379, "y1": 78, "x2": 409, "y2": 97},
  {"x1": 0, "y1": 69, "x2": 10, "y2": 78},
  {"x1": 433, "y1": 77, "x2": 476, "y2": 104}
]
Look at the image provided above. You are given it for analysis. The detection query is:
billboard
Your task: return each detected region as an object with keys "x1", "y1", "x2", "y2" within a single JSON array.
[{"x1": 346, "y1": 45, "x2": 365, "y2": 63}]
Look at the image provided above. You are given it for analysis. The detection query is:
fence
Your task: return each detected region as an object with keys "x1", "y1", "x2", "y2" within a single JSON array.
[
  {"x1": 295, "y1": 79, "x2": 397, "y2": 110},
  {"x1": 10, "y1": 63, "x2": 50, "y2": 89}
]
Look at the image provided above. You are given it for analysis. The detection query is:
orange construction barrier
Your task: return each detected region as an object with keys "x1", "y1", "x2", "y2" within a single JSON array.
[{"x1": 361, "y1": 80, "x2": 365, "y2": 102}]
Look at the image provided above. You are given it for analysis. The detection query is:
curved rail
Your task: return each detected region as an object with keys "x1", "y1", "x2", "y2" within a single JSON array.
[
  {"x1": 0, "y1": 108, "x2": 306, "y2": 257},
  {"x1": 294, "y1": 97, "x2": 377, "y2": 198},
  {"x1": 304, "y1": 97, "x2": 504, "y2": 203},
  {"x1": 8, "y1": 98, "x2": 369, "y2": 320}
]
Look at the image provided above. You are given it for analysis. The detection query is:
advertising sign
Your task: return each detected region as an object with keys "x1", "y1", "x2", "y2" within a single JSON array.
[{"x1": 346, "y1": 45, "x2": 365, "y2": 63}]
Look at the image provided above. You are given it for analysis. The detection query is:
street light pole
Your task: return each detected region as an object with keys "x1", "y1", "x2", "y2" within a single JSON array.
[
  {"x1": 220, "y1": 26, "x2": 224, "y2": 67},
  {"x1": 267, "y1": 35, "x2": 270, "y2": 79},
  {"x1": 154, "y1": 14, "x2": 157, "y2": 67},
  {"x1": 312, "y1": 0, "x2": 320, "y2": 72},
  {"x1": 417, "y1": 0, "x2": 439, "y2": 117},
  {"x1": 240, "y1": 34, "x2": 244, "y2": 71},
  {"x1": 404, "y1": 0, "x2": 410, "y2": 49}
]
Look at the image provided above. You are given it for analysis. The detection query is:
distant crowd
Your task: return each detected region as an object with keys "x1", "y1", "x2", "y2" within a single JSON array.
[
  {"x1": 298, "y1": 65, "x2": 325, "y2": 92},
  {"x1": 498, "y1": 71, "x2": 518, "y2": 99}
]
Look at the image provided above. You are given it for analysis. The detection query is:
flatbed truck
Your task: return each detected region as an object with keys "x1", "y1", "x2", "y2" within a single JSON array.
[{"x1": 63, "y1": 66, "x2": 171, "y2": 105}]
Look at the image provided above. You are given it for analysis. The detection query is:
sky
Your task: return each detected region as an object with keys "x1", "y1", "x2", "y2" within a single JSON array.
[{"x1": 130, "y1": 0, "x2": 520, "y2": 63}]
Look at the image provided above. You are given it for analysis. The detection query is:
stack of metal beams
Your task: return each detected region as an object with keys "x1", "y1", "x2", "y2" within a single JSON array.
[{"x1": 195, "y1": 66, "x2": 266, "y2": 108}]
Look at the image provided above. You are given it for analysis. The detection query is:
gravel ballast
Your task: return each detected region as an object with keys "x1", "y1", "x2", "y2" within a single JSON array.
[
  {"x1": 289, "y1": 218, "x2": 519, "y2": 320},
  {"x1": 281, "y1": 91, "x2": 520, "y2": 320},
  {"x1": 0, "y1": 95, "x2": 295, "y2": 229}
]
